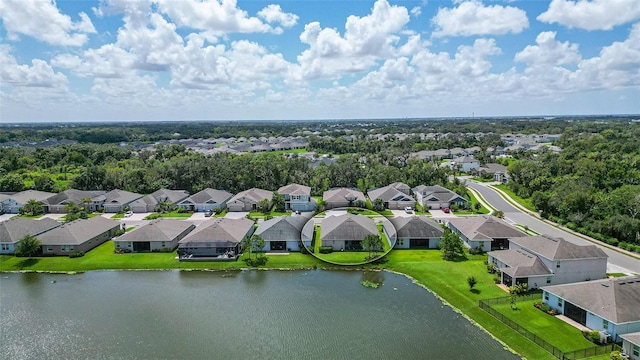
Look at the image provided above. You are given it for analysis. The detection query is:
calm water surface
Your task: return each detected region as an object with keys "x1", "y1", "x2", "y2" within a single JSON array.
[{"x1": 1, "y1": 270, "x2": 519, "y2": 360}]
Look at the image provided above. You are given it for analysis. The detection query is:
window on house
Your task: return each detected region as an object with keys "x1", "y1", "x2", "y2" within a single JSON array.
[
  {"x1": 162, "y1": 242, "x2": 166, "y2": 247},
  {"x1": 546, "y1": 276, "x2": 552, "y2": 284},
  {"x1": 558, "y1": 299, "x2": 563, "y2": 307},
  {"x1": 602, "y1": 319, "x2": 608, "y2": 330},
  {"x1": 1, "y1": 244, "x2": 9, "y2": 251},
  {"x1": 556, "y1": 261, "x2": 561, "y2": 268},
  {"x1": 397, "y1": 239, "x2": 403, "y2": 246},
  {"x1": 633, "y1": 345, "x2": 639, "y2": 356},
  {"x1": 544, "y1": 292, "x2": 549, "y2": 301}
]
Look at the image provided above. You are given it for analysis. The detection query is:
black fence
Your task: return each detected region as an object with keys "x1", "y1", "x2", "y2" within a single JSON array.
[{"x1": 479, "y1": 297, "x2": 620, "y2": 360}]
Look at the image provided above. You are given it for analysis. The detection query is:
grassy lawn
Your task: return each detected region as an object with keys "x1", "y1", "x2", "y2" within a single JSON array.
[
  {"x1": 16, "y1": 214, "x2": 44, "y2": 219},
  {"x1": 492, "y1": 184, "x2": 536, "y2": 212},
  {"x1": 160, "y1": 211, "x2": 193, "y2": 218},
  {"x1": 514, "y1": 224, "x2": 539, "y2": 235},
  {"x1": 471, "y1": 177, "x2": 494, "y2": 183},
  {"x1": 455, "y1": 191, "x2": 490, "y2": 215},
  {"x1": 491, "y1": 299, "x2": 595, "y2": 351},
  {"x1": 60, "y1": 213, "x2": 101, "y2": 221},
  {"x1": 213, "y1": 209, "x2": 227, "y2": 218},
  {"x1": 111, "y1": 213, "x2": 124, "y2": 219}
]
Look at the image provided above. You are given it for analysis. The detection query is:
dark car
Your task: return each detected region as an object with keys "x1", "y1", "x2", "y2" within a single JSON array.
[{"x1": 204, "y1": 210, "x2": 213, "y2": 217}]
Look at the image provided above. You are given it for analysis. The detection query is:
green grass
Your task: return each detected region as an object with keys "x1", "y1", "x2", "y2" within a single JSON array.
[
  {"x1": 111, "y1": 213, "x2": 124, "y2": 219},
  {"x1": 492, "y1": 184, "x2": 536, "y2": 212},
  {"x1": 606, "y1": 273, "x2": 628, "y2": 278},
  {"x1": 16, "y1": 214, "x2": 44, "y2": 219},
  {"x1": 213, "y1": 209, "x2": 228, "y2": 218},
  {"x1": 459, "y1": 191, "x2": 490, "y2": 214},
  {"x1": 60, "y1": 213, "x2": 101, "y2": 221},
  {"x1": 514, "y1": 224, "x2": 539, "y2": 235},
  {"x1": 471, "y1": 177, "x2": 494, "y2": 183},
  {"x1": 160, "y1": 211, "x2": 193, "y2": 218},
  {"x1": 491, "y1": 299, "x2": 595, "y2": 351}
]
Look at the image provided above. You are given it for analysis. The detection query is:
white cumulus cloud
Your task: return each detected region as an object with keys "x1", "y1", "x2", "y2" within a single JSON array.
[
  {"x1": 515, "y1": 31, "x2": 581, "y2": 66},
  {"x1": 257, "y1": 4, "x2": 299, "y2": 29},
  {"x1": 537, "y1": 0, "x2": 640, "y2": 31},
  {"x1": 0, "y1": 45, "x2": 68, "y2": 88},
  {"x1": 431, "y1": 0, "x2": 529, "y2": 37},
  {"x1": 0, "y1": 0, "x2": 96, "y2": 46}
]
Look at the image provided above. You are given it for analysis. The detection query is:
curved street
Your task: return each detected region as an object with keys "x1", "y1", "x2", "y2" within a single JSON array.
[{"x1": 466, "y1": 181, "x2": 640, "y2": 274}]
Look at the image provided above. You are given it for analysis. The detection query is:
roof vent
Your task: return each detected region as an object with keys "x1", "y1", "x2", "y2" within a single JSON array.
[{"x1": 601, "y1": 284, "x2": 609, "y2": 287}]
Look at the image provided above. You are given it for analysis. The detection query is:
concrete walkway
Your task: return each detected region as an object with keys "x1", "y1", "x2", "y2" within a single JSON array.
[{"x1": 556, "y1": 315, "x2": 590, "y2": 332}]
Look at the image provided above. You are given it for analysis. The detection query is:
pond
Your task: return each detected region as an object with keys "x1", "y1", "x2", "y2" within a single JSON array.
[{"x1": 0, "y1": 270, "x2": 519, "y2": 360}]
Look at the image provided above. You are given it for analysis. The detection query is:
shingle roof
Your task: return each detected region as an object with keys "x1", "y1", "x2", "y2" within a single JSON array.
[
  {"x1": 115, "y1": 219, "x2": 195, "y2": 242},
  {"x1": 448, "y1": 215, "x2": 524, "y2": 241},
  {"x1": 6, "y1": 190, "x2": 56, "y2": 204},
  {"x1": 42, "y1": 189, "x2": 105, "y2": 206},
  {"x1": 478, "y1": 163, "x2": 507, "y2": 174},
  {"x1": 229, "y1": 188, "x2": 273, "y2": 204},
  {"x1": 488, "y1": 249, "x2": 552, "y2": 277},
  {"x1": 179, "y1": 218, "x2": 254, "y2": 245},
  {"x1": 389, "y1": 216, "x2": 443, "y2": 239},
  {"x1": 619, "y1": 332, "x2": 640, "y2": 346},
  {"x1": 187, "y1": 188, "x2": 233, "y2": 204},
  {"x1": 323, "y1": 188, "x2": 365, "y2": 204},
  {"x1": 38, "y1": 217, "x2": 120, "y2": 246},
  {"x1": 102, "y1": 189, "x2": 143, "y2": 205},
  {"x1": 254, "y1": 215, "x2": 311, "y2": 242},
  {"x1": 413, "y1": 185, "x2": 465, "y2": 203},
  {"x1": 0, "y1": 218, "x2": 61, "y2": 244},
  {"x1": 149, "y1": 189, "x2": 190, "y2": 204},
  {"x1": 320, "y1": 214, "x2": 377, "y2": 241},
  {"x1": 542, "y1": 276, "x2": 640, "y2": 324},
  {"x1": 278, "y1": 183, "x2": 310, "y2": 196},
  {"x1": 509, "y1": 235, "x2": 608, "y2": 261},
  {"x1": 368, "y1": 183, "x2": 414, "y2": 202}
]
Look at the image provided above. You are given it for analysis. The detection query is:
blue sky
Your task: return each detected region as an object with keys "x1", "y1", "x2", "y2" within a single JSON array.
[{"x1": 1, "y1": 0, "x2": 639, "y2": 122}]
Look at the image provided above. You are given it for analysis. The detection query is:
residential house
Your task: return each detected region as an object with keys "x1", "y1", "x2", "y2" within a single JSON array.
[
  {"x1": 0, "y1": 190, "x2": 55, "y2": 214},
  {"x1": 476, "y1": 163, "x2": 509, "y2": 183},
  {"x1": 390, "y1": 216, "x2": 443, "y2": 249},
  {"x1": 277, "y1": 184, "x2": 316, "y2": 212},
  {"x1": 367, "y1": 182, "x2": 415, "y2": 210},
  {"x1": 447, "y1": 215, "x2": 525, "y2": 251},
  {"x1": 412, "y1": 185, "x2": 467, "y2": 210},
  {"x1": 488, "y1": 235, "x2": 608, "y2": 289},
  {"x1": 542, "y1": 277, "x2": 640, "y2": 341},
  {"x1": 0, "y1": 218, "x2": 61, "y2": 254},
  {"x1": 113, "y1": 219, "x2": 195, "y2": 252},
  {"x1": 320, "y1": 213, "x2": 378, "y2": 251},
  {"x1": 38, "y1": 217, "x2": 120, "y2": 255},
  {"x1": 446, "y1": 156, "x2": 480, "y2": 173},
  {"x1": 254, "y1": 214, "x2": 311, "y2": 252},
  {"x1": 227, "y1": 188, "x2": 273, "y2": 212},
  {"x1": 177, "y1": 218, "x2": 254, "y2": 258},
  {"x1": 129, "y1": 189, "x2": 190, "y2": 213},
  {"x1": 177, "y1": 188, "x2": 233, "y2": 212},
  {"x1": 42, "y1": 189, "x2": 105, "y2": 213},
  {"x1": 97, "y1": 189, "x2": 144, "y2": 213},
  {"x1": 620, "y1": 333, "x2": 640, "y2": 360},
  {"x1": 323, "y1": 188, "x2": 366, "y2": 209}
]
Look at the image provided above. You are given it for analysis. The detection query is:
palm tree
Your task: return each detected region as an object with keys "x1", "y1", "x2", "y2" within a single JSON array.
[
  {"x1": 80, "y1": 197, "x2": 93, "y2": 212},
  {"x1": 22, "y1": 199, "x2": 44, "y2": 216}
]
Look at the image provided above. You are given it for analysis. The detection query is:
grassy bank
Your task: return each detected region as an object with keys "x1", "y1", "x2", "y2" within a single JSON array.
[
  {"x1": 1, "y1": 246, "x2": 583, "y2": 359},
  {"x1": 491, "y1": 184, "x2": 536, "y2": 212}
]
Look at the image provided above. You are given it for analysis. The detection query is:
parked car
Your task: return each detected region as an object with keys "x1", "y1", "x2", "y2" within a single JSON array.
[
  {"x1": 204, "y1": 210, "x2": 213, "y2": 217},
  {"x1": 404, "y1": 207, "x2": 413, "y2": 214},
  {"x1": 124, "y1": 211, "x2": 133, "y2": 217},
  {"x1": 442, "y1": 207, "x2": 450, "y2": 213}
]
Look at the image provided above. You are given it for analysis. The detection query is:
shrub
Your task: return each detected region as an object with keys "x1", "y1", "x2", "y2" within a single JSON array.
[
  {"x1": 144, "y1": 213, "x2": 160, "y2": 220},
  {"x1": 243, "y1": 256, "x2": 268, "y2": 267},
  {"x1": 584, "y1": 330, "x2": 601, "y2": 344},
  {"x1": 69, "y1": 251, "x2": 85, "y2": 258},
  {"x1": 493, "y1": 275, "x2": 501, "y2": 284},
  {"x1": 114, "y1": 229, "x2": 125, "y2": 236},
  {"x1": 469, "y1": 246, "x2": 484, "y2": 255},
  {"x1": 487, "y1": 263, "x2": 497, "y2": 274},
  {"x1": 114, "y1": 248, "x2": 132, "y2": 254},
  {"x1": 319, "y1": 246, "x2": 333, "y2": 254}
]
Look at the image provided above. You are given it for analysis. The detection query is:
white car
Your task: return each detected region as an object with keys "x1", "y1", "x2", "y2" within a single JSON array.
[
  {"x1": 124, "y1": 211, "x2": 133, "y2": 217},
  {"x1": 404, "y1": 207, "x2": 413, "y2": 214}
]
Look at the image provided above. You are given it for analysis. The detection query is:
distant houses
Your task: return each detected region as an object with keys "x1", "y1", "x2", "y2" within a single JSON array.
[
  {"x1": 177, "y1": 188, "x2": 233, "y2": 212},
  {"x1": 0, "y1": 190, "x2": 55, "y2": 214},
  {"x1": 100, "y1": 189, "x2": 144, "y2": 213},
  {"x1": 227, "y1": 188, "x2": 273, "y2": 212},
  {"x1": 323, "y1": 188, "x2": 365, "y2": 209},
  {"x1": 129, "y1": 189, "x2": 190, "y2": 213},
  {"x1": 41, "y1": 189, "x2": 106, "y2": 213}
]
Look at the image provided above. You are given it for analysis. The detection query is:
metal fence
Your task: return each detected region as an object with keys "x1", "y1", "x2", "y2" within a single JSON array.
[{"x1": 479, "y1": 297, "x2": 620, "y2": 360}]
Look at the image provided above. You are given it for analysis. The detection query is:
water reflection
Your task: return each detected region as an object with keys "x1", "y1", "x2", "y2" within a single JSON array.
[{"x1": 360, "y1": 270, "x2": 385, "y2": 287}]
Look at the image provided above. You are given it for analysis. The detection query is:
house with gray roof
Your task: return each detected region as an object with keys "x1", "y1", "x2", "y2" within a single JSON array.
[
  {"x1": 367, "y1": 182, "x2": 415, "y2": 210},
  {"x1": 476, "y1": 163, "x2": 509, "y2": 183},
  {"x1": 0, "y1": 190, "x2": 56, "y2": 214},
  {"x1": 177, "y1": 218, "x2": 254, "y2": 258},
  {"x1": 254, "y1": 214, "x2": 311, "y2": 252},
  {"x1": 177, "y1": 188, "x2": 233, "y2": 212},
  {"x1": 38, "y1": 216, "x2": 120, "y2": 255},
  {"x1": 0, "y1": 217, "x2": 61, "y2": 254},
  {"x1": 447, "y1": 215, "x2": 524, "y2": 251},
  {"x1": 129, "y1": 189, "x2": 190, "y2": 213},
  {"x1": 390, "y1": 216, "x2": 443, "y2": 249},
  {"x1": 319, "y1": 214, "x2": 378, "y2": 251},
  {"x1": 42, "y1": 189, "x2": 106, "y2": 213},
  {"x1": 97, "y1": 189, "x2": 144, "y2": 213},
  {"x1": 277, "y1": 184, "x2": 316, "y2": 212},
  {"x1": 227, "y1": 188, "x2": 273, "y2": 212},
  {"x1": 113, "y1": 219, "x2": 195, "y2": 252},
  {"x1": 323, "y1": 188, "x2": 366, "y2": 209},
  {"x1": 542, "y1": 276, "x2": 640, "y2": 340},
  {"x1": 620, "y1": 332, "x2": 640, "y2": 360},
  {"x1": 413, "y1": 185, "x2": 467, "y2": 210},
  {"x1": 447, "y1": 156, "x2": 480, "y2": 172}
]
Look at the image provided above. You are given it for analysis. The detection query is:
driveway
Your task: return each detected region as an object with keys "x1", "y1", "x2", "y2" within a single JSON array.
[
  {"x1": 41, "y1": 213, "x2": 66, "y2": 221},
  {"x1": 390, "y1": 209, "x2": 414, "y2": 218},
  {"x1": 429, "y1": 209, "x2": 457, "y2": 218},
  {"x1": 466, "y1": 181, "x2": 640, "y2": 274},
  {"x1": 225, "y1": 211, "x2": 249, "y2": 219},
  {"x1": 0, "y1": 214, "x2": 16, "y2": 222}
]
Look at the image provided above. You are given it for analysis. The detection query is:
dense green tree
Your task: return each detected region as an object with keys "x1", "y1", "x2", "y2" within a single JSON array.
[
  {"x1": 362, "y1": 234, "x2": 384, "y2": 260},
  {"x1": 15, "y1": 234, "x2": 41, "y2": 257},
  {"x1": 439, "y1": 229, "x2": 466, "y2": 261},
  {"x1": 21, "y1": 199, "x2": 44, "y2": 216},
  {"x1": 34, "y1": 175, "x2": 55, "y2": 192},
  {"x1": 0, "y1": 174, "x2": 25, "y2": 192}
]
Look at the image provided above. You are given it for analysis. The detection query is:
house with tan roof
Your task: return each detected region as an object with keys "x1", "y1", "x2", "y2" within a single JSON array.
[
  {"x1": 277, "y1": 183, "x2": 316, "y2": 212},
  {"x1": 542, "y1": 276, "x2": 640, "y2": 340},
  {"x1": 390, "y1": 216, "x2": 443, "y2": 249},
  {"x1": 38, "y1": 216, "x2": 120, "y2": 256},
  {"x1": 177, "y1": 188, "x2": 233, "y2": 212},
  {"x1": 319, "y1": 214, "x2": 378, "y2": 251},
  {"x1": 447, "y1": 215, "x2": 524, "y2": 251},
  {"x1": 113, "y1": 219, "x2": 195, "y2": 252},
  {"x1": 177, "y1": 218, "x2": 254, "y2": 258},
  {"x1": 227, "y1": 188, "x2": 273, "y2": 212},
  {"x1": 323, "y1": 188, "x2": 365, "y2": 209},
  {"x1": 0, "y1": 217, "x2": 61, "y2": 254}
]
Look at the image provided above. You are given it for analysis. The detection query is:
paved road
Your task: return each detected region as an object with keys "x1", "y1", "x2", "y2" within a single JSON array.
[{"x1": 466, "y1": 181, "x2": 640, "y2": 274}]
